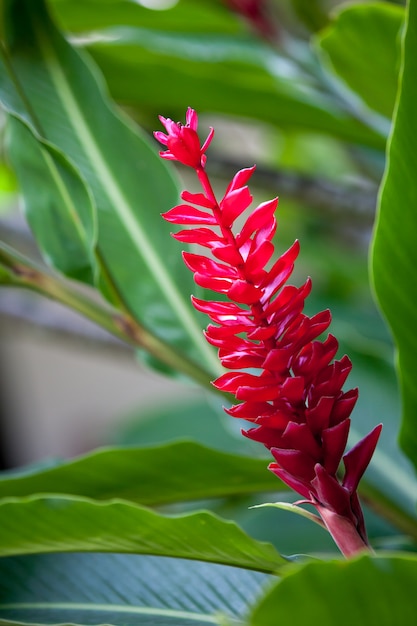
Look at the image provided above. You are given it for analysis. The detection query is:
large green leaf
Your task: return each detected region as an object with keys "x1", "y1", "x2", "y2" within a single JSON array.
[
  {"x1": 249, "y1": 554, "x2": 417, "y2": 625},
  {"x1": 81, "y1": 27, "x2": 385, "y2": 149},
  {"x1": 6, "y1": 117, "x2": 96, "y2": 284},
  {"x1": 0, "y1": 495, "x2": 286, "y2": 573},
  {"x1": 371, "y1": 0, "x2": 417, "y2": 471},
  {"x1": 0, "y1": 442, "x2": 284, "y2": 504},
  {"x1": 316, "y1": 2, "x2": 404, "y2": 119},
  {"x1": 0, "y1": 553, "x2": 272, "y2": 626},
  {"x1": 0, "y1": 0, "x2": 219, "y2": 374}
]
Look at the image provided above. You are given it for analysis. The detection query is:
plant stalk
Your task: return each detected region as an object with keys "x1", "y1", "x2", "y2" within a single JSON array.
[
  {"x1": 0, "y1": 243, "x2": 218, "y2": 391},
  {"x1": 316, "y1": 505, "x2": 372, "y2": 558}
]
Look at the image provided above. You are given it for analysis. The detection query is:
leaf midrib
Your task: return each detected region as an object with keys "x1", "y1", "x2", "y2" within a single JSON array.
[{"x1": 0, "y1": 603, "x2": 223, "y2": 624}]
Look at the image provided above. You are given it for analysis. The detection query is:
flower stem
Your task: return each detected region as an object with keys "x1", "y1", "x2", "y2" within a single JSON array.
[{"x1": 316, "y1": 505, "x2": 372, "y2": 558}]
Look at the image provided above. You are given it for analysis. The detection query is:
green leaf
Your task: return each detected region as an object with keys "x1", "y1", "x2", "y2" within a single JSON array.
[
  {"x1": 6, "y1": 117, "x2": 96, "y2": 284},
  {"x1": 0, "y1": 552, "x2": 272, "y2": 626},
  {"x1": 49, "y1": 0, "x2": 243, "y2": 35},
  {"x1": 0, "y1": 441, "x2": 284, "y2": 505},
  {"x1": 250, "y1": 502, "x2": 324, "y2": 528},
  {"x1": 249, "y1": 554, "x2": 417, "y2": 625},
  {"x1": 316, "y1": 2, "x2": 404, "y2": 119},
  {"x1": 371, "y1": 0, "x2": 417, "y2": 471},
  {"x1": 82, "y1": 27, "x2": 385, "y2": 149},
  {"x1": 0, "y1": 0, "x2": 219, "y2": 374},
  {"x1": 0, "y1": 495, "x2": 286, "y2": 573}
]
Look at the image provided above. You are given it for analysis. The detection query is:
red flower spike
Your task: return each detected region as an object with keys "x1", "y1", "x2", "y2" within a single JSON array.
[{"x1": 155, "y1": 108, "x2": 382, "y2": 558}]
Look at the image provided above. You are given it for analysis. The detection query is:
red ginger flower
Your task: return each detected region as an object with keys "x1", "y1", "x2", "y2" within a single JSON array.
[{"x1": 155, "y1": 109, "x2": 382, "y2": 557}]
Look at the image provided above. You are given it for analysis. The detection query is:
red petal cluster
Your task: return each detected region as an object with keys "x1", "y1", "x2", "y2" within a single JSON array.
[
  {"x1": 154, "y1": 107, "x2": 214, "y2": 169},
  {"x1": 155, "y1": 109, "x2": 382, "y2": 555}
]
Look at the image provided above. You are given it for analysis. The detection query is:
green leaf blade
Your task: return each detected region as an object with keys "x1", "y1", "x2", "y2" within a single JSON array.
[
  {"x1": 250, "y1": 554, "x2": 417, "y2": 625},
  {"x1": 6, "y1": 117, "x2": 96, "y2": 284},
  {"x1": 0, "y1": 552, "x2": 272, "y2": 626},
  {"x1": 371, "y1": 0, "x2": 417, "y2": 471},
  {"x1": 0, "y1": 441, "x2": 285, "y2": 505},
  {"x1": 0, "y1": 495, "x2": 286, "y2": 574},
  {"x1": 316, "y1": 2, "x2": 404, "y2": 119},
  {"x1": 50, "y1": 0, "x2": 243, "y2": 36}
]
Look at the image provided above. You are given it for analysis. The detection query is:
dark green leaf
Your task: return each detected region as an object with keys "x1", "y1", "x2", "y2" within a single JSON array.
[
  {"x1": 0, "y1": 441, "x2": 284, "y2": 505},
  {"x1": 0, "y1": 552, "x2": 272, "y2": 626},
  {"x1": 6, "y1": 117, "x2": 96, "y2": 284},
  {"x1": 0, "y1": 495, "x2": 286, "y2": 573},
  {"x1": 371, "y1": 0, "x2": 417, "y2": 471},
  {"x1": 250, "y1": 554, "x2": 417, "y2": 625},
  {"x1": 316, "y1": 2, "x2": 404, "y2": 119}
]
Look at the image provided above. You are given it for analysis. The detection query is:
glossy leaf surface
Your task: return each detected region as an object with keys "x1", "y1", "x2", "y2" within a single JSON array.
[
  {"x1": 6, "y1": 117, "x2": 96, "y2": 284},
  {"x1": 250, "y1": 554, "x2": 417, "y2": 625},
  {"x1": 0, "y1": 495, "x2": 286, "y2": 573},
  {"x1": 317, "y1": 2, "x2": 404, "y2": 119},
  {"x1": 0, "y1": 441, "x2": 284, "y2": 504},
  {"x1": 0, "y1": 552, "x2": 272, "y2": 626},
  {"x1": 371, "y1": 0, "x2": 417, "y2": 471}
]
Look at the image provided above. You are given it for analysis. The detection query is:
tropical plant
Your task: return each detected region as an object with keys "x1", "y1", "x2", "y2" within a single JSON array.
[{"x1": 0, "y1": 0, "x2": 417, "y2": 624}]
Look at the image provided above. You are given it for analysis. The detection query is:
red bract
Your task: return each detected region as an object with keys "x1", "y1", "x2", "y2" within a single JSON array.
[
  {"x1": 154, "y1": 107, "x2": 214, "y2": 169},
  {"x1": 155, "y1": 108, "x2": 382, "y2": 557}
]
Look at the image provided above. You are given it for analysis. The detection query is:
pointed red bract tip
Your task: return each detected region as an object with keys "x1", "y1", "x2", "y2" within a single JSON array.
[
  {"x1": 154, "y1": 108, "x2": 214, "y2": 169},
  {"x1": 343, "y1": 424, "x2": 383, "y2": 494}
]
